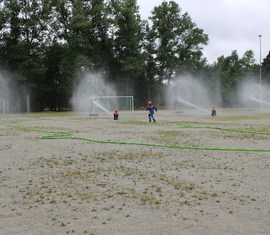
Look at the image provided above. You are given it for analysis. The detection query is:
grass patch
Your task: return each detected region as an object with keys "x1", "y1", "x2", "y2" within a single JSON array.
[
  {"x1": 151, "y1": 130, "x2": 188, "y2": 145},
  {"x1": 217, "y1": 114, "x2": 270, "y2": 121}
]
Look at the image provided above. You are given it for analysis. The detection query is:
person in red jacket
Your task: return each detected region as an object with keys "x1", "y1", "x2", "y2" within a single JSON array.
[
  {"x1": 114, "y1": 109, "x2": 119, "y2": 120},
  {"x1": 211, "y1": 106, "x2": 216, "y2": 116}
]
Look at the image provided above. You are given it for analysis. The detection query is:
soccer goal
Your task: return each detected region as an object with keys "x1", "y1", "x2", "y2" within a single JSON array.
[{"x1": 92, "y1": 96, "x2": 134, "y2": 111}]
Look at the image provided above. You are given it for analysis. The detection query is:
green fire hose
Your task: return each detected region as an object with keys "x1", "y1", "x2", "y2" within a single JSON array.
[
  {"x1": 176, "y1": 122, "x2": 270, "y2": 135},
  {"x1": 1, "y1": 122, "x2": 270, "y2": 153}
]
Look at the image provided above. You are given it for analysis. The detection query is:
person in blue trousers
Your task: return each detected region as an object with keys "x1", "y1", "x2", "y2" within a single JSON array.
[
  {"x1": 146, "y1": 101, "x2": 157, "y2": 122},
  {"x1": 114, "y1": 109, "x2": 119, "y2": 120}
]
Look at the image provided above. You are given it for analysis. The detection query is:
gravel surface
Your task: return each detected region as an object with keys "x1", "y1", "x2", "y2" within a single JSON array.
[{"x1": 0, "y1": 109, "x2": 270, "y2": 235}]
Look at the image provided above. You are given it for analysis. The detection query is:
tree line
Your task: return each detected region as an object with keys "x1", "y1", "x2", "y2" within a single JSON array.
[{"x1": 0, "y1": 0, "x2": 269, "y2": 111}]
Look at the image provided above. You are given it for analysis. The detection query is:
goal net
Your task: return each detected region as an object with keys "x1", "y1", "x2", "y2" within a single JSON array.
[{"x1": 91, "y1": 96, "x2": 134, "y2": 112}]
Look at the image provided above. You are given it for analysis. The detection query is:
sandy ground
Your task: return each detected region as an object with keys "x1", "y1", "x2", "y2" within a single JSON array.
[{"x1": 0, "y1": 108, "x2": 270, "y2": 235}]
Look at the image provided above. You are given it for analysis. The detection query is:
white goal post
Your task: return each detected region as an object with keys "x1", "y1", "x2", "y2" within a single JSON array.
[{"x1": 92, "y1": 96, "x2": 134, "y2": 111}]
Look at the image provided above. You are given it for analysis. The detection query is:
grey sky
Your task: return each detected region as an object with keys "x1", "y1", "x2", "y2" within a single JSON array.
[{"x1": 137, "y1": 0, "x2": 269, "y2": 64}]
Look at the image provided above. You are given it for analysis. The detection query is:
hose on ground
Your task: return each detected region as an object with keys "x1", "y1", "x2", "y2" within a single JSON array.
[
  {"x1": 1, "y1": 122, "x2": 270, "y2": 153},
  {"x1": 176, "y1": 122, "x2": 270, "y2": 135}
]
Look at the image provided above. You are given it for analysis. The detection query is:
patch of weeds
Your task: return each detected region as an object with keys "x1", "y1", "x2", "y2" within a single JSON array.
[
  {"x1": 96, "y1": 183, "x2": 107, "y2": 188},
  {"x1": 64, "y1": 159, "x2": 75, "y2": 166},
  {"x1": 50, "y1": 199, "x2": 57, "y2": 204},
  {"x1": 36, "y1": 157, "x2": 59, "y2": 168},
  {"x1": 121, "y1": 120, "x2": 151, "y2": 125},
  {"x1": 155, "y1": 187, "x2": 162, "y2": 193},
  {"x1": 151, "y1": 130, "x2": 187, "y2": 145},
  {"x1": 124, "y1": 168, "x2": 134, "y2": 176},
  {"x1": 1, "y1": 144, "x2": 12, "y2": 150},
  {"x1": 159, "y1": 174, "x2": 195, "y2": 191},
  {"x1": 117, "y1": 188, "x2": 135, "y2": 198},
  {"x1": 218, "y1": 114, "x2": 270, "y2": 121},
  {"x1": 76, "y1": 192, "x2": 93, "y2": 201},
  {"x1": 160, "y1": 130, "x2": 183, "y2": 137},
  {"x1": 116, "y1": 190, "x2": 129, "y2": 197},
  {"x1": 140, "y1": 194, "x2": 158, "y2": 205},
  {"x1": 65, "y1": 170, "x2": 84, "y2": 179}
]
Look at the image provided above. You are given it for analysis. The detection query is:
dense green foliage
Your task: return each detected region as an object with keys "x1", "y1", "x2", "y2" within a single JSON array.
[
  {"x1": 262, "y1": 51, "x2": 270, "y2": 84},
  {"x1": 0, "y1": 0, "x2": 268, "y2": 111},
  {"x1": 211, "y1": 50, "x2": 259, "y2": 106}
]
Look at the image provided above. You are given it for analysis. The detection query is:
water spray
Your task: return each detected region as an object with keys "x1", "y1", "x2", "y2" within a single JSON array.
[
  {"x1": 249, "y1": 96, "x2": 270, "y2": 106},
  {"x1": 0, "y1": 99, "x2": 6, "y2": 114},
  {"x1": 92, "y1": 100, "x2": 113, "y2": 117},
  {"x1": 178, "y1": 98, "x2": 209, "y2": 114}
]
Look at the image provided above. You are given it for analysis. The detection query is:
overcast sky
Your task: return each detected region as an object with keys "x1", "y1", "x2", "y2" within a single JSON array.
[{"x1": 137, "y1": 0, "x2": 269, "y2": 64}]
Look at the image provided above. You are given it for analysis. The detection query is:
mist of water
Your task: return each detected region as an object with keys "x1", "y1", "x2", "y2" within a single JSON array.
[
  {"x1": 166, "y1": 75, "x2": 218, "y2": 114},
  {"x1": 249, "y1": 96, "x2": 270, "y2": 106},
  {"x1": 238, "y1": 80, "x2": 270, "y2": 108},
  {"x1": 92, "y1": 100, "x2": 113, "y2": 117},
  {"x1": 71, "y1": 72, "x2": 117, "y2": 114},
  {"x1": 0, "y1": 73, "x2": 30, "y2": 114},
  {"x1": 0, "y1": 75, "x2": 8, "y2": 113},
  {"x1": 177, "y1": 98, "x2": 209, "y2": 113}
]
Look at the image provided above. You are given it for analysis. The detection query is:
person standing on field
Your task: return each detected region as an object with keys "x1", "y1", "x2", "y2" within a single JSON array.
[
  {"x1": 114, "y1": 109, "x2": 119, "y2": 120},
  {"x1": 146, "y1": 101, "x2": 157, "y2": 122},
  {"x1": 211, "y1": 106, "x2": 216, "y2": 116}
]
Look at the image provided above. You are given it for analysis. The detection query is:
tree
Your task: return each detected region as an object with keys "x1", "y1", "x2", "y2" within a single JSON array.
[
  {"x1": 262, "y1": 51, "x2": 270, "y2": 84},
  {"x1": 2, "y1": 0, "x2": 261, "y2": 111},
  {"x1": 141, "y1": 21, "x2": 158, "y2": 101},
  {"x1": 0, "y1": 0, "x2": 54, "y2": 111},
  {"x1": 213, "y1": 50, "x2": 257, "y2": 106},
  {"x1": 239, "y1": 50, "x2": 258, "y2": 78},
  {"x1": 109, "y1": 0, "x2": 144, "y2": 97},
  {"x1": 147, "y1": 1, "x2": 208, "y2": 82}
]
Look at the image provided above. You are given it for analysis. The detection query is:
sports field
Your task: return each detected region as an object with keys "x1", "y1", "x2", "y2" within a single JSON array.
[{"x1": 0, "y1": 109, "x2": 270, "y2": 234}]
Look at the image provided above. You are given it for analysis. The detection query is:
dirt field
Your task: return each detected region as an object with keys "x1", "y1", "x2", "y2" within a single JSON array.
[{"x1": 0, "y1": 109, "x2": 270, "y2": 235}]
